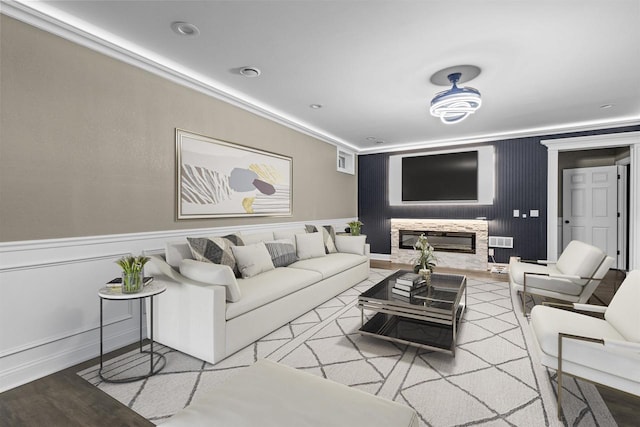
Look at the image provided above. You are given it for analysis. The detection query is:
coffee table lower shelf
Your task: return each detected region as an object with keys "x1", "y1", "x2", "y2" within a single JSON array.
[{"x1": 359, "y1": 311, "x2": 460, "y2": 355}]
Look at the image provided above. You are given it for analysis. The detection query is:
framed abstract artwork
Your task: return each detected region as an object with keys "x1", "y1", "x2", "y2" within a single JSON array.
[{"x1": 176, "y1": 129, "x2": 292, "y2": 219}]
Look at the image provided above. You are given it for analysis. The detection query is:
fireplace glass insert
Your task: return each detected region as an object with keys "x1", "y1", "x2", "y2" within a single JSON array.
[{"x1": 399, "y1": 229, "x2": 476, "y2": 254}]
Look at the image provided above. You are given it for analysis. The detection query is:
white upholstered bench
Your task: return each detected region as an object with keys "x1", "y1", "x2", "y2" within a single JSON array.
[{"x1": 164, "y1": 359, "x2": 419, "y2": 427}]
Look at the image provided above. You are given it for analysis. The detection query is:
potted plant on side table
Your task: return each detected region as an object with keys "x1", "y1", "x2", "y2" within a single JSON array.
[
  {"x1": 347, "y1": 220, "x2": 363, "y2": 236},
  {"x1": 116, "y1": 255, "x2": 150, "y2": 294},
  {"x1": 412, "y1": 233, "x2": 437, "y2": 285}
]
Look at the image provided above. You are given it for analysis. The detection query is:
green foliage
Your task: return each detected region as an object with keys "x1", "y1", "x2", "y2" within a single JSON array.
[
  {"x1": 348, "y1": 220, "x2": 363, "y2": 236},
  {"x1": 116, "y1": 255, "x2": 150, "y2": 274},
  {"x1": 412, "y1": 234, "x2": 438, "y2": 271}
]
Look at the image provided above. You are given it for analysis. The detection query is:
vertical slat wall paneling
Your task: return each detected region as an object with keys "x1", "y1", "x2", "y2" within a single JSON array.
[
  {"x1": 358, "y1": 154, "x2": 390, "y2": 254},
  {"x1": 358, "y1": 126, "x2": 640, "y2": 263}
]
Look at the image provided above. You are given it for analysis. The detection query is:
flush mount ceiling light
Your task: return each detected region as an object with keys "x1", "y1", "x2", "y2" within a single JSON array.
[
  {"x1": 429, "y1": 66, "x2": 482, "y2": 124},
  {"x1": 239, "y1": 67, "x2": 261, "y2": 77},
  {"x1": 170, "y1": 21, "x2": 200, "y2": 37}
]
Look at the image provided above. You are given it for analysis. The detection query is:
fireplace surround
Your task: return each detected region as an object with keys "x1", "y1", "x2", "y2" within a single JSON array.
[{"x1": 391, "y1": 219, "x2": 488, "y2": 271}]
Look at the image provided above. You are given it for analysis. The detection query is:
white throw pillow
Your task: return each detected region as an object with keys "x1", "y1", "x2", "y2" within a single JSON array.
[
  {"x1": 335, "y1": 235, "x2": 367, "y2": 255},
  {"x1": 296, "y1": 232, "x2": 326, "y2": 260},
  {"x1": 231, "y1": 242, "x2": 275, "y2": 278}
]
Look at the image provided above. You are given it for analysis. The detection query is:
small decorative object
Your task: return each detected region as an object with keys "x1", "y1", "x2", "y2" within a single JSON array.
[
  {"x1": 116, "y1": 255, "x2": 150, "y2": 294},
  {"x1": 347, "y1": 220, "x2": 363, "y2": 236},
  {"x1": 412, "y1": 233, "x2": 437, "y2": 285}
]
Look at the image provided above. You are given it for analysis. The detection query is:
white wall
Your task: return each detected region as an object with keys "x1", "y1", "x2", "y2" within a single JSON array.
[{"x1": 0, "y1": 218, "x2": 354, "y2": 392}]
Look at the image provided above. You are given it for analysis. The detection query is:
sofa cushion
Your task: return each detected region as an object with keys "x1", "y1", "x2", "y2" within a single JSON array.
[
  {"x1": 226, "y1": 268, "x2": 322, "y2": 320},
  {"x1": 187, "y1": 235, "x2": 244, "y2": 277},
  {"x1": 240, "y1": 231, "x2": 275, "y2": 245},
  {"x1": 335, "y1": 235, "x2": 367, "y2": 255},
  {"x1": 306, "y1": 224, "x2": 337, "y2": 254},
  {"x1": 296, "y1": 232, "x2": 326, "y2": 260},
  {"x1": 273, "y1": 228, "x2": 306, "y2": 250},
  {"x1": 231, "y1": 242, "x2": 275, "y2": 279},
  {"x1": 288, "y1": 252, "x2": 367, "y2": 279},
  {"x1": 166, "y1": 241, "x2": 194, "y2": 268},
  {"x1": 264, "y1": 239, "x2": 298, "y2": 267}
]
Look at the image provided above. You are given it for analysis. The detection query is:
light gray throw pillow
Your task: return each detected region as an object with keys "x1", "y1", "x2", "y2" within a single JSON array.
[{"x1": 231, "y1": 242, "x2": 275, "y2": 278}]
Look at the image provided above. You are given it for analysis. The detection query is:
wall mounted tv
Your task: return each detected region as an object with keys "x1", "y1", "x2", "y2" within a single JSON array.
[
  {"x1": 389, "y1": 146, "x2": 494, "y2": 205},
  {"x1": 402, "y1": 151, "x2": 478, "y2": 201}
]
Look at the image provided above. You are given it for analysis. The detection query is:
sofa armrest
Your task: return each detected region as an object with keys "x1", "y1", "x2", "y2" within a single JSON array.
[
  {"x1": 334, "y1": 235, "x2": 367, "y2": 255},
  {"x1": 180, "y1": 259, "x2": 241, "y2": 302},
  {"x1": 146, "y1": 255, "x2": 227, "y2": 364}
]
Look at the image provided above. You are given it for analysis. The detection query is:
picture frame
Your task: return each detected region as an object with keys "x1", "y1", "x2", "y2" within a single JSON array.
[{"x1": 176, "y1": 129, "x2": 292, "y2": 219}]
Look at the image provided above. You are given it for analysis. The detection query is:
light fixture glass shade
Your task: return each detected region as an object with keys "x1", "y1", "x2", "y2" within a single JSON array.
[{"x1": 430, "y1": 73, "x2": 481, "y2": 124}]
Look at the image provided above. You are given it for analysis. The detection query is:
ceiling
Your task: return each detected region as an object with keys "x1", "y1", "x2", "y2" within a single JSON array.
[{"x1": 5, "y1": 0, "x2": 640, "y2": 153}]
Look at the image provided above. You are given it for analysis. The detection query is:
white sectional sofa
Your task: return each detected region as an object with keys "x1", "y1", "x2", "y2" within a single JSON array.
[{"x1": 146, "y1": 227, "x2": 369, "y2": 364}]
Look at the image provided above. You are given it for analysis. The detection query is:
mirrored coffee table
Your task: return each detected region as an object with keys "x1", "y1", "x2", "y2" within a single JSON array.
[{"x1": 358, "y1": 270, "x2": 466, "y2": 356}]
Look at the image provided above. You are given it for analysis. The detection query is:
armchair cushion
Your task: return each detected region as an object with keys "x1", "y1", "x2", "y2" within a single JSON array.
[
  {"x1": 605, "y1": 270, "x2": 640, "y2": 342},
  {"x1": 509, "y1": 260, "x2": 559, "y2": 285},
  {"x1": 530, "y1": 305, "x2": 638, "y2": 382},
  {"x1": 555, "y1": 240, "x2": 606, "y2": 283}
]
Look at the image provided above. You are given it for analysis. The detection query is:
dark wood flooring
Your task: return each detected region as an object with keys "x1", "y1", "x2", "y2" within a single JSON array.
[{"x1": 1, "y1": 263, "x2": 637, "y2": 426}]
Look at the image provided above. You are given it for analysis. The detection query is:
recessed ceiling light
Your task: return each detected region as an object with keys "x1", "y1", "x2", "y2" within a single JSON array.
[
  {"x1": 170, "y1": 21, "x2": 200, "y2": 37},
  {"x1": 375, "y1": 140, "x2": 385, "y2": 144},
  {"x1": 309, "y1": 104, "x2": 323, "y2": 109},
  {"x1": 600, "y1": 104, "x2": 614, "y2": 109},
  {"x1": 239, "y1": 67, "x2": 261, "y2": 77},
  {"x1": 366, "y1": 136, "x2": 377, "y2": 141}
]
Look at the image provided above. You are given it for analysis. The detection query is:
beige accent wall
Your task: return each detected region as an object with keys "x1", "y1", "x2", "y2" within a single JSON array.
[{"x1": 0, "y1": 16, "x2": 357, "y2": 242}]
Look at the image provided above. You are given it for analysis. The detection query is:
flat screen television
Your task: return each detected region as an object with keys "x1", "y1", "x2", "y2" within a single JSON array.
[{"x1": 401, "y1": 151, "x2": 478, "y2": 201}]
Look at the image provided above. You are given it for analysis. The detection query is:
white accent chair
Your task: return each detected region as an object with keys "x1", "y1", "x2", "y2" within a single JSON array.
[
  {"x1": 509, "y1": 240, "x2": 614, "y2": 315},
  {"x1": 530, "y1": 270, "x2": 640, "y2": 419}
]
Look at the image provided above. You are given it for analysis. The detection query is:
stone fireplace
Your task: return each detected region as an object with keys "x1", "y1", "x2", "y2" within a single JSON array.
[{"x1": 391, "y1": 219, "x2": 488, "y2": 271}]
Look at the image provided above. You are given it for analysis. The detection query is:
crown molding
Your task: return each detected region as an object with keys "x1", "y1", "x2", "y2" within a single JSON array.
[{"x1": 0, "y1": 1, "x2": 360, "y2": 153}]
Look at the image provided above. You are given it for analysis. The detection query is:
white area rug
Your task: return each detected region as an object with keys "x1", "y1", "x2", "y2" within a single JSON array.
[{"x1": 79, "y1": 268, "x2": 616, "y2": 426}]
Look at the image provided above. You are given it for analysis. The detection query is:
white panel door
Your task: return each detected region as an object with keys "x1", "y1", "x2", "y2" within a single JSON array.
[{"x1": 562, "y1": 166, "x2": 618, "y2": 267}]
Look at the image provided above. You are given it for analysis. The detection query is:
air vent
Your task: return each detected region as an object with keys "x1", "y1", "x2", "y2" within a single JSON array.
[{"x1": 488, "y1": 236, "x2": 514, "y2": 248}]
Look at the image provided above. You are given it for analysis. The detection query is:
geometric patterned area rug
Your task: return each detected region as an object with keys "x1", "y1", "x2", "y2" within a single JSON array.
[{"x1": 78, "y1": 268, "x2": 616, "y2": 426}]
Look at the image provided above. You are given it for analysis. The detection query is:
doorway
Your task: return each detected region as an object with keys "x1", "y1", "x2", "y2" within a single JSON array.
[
  {"x1": 542, "y1": 131, "x2": 640, "y2": 271},
  {"x1": 562, "y1": 164, "x2": 629, "y2": 269}
]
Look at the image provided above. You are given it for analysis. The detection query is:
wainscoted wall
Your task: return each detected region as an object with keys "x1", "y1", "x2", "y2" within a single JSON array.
[
  {"x1": 0, "y1": 218, "x2": 353, "y2": 392},
  {"x1": 359, "y1": 126, "x2": 640, "y2": 264}
]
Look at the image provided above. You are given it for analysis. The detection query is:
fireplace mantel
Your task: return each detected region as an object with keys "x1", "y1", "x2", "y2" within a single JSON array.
[{"x1": 390, "y1": 218, "x2": 488, "y2": 271}]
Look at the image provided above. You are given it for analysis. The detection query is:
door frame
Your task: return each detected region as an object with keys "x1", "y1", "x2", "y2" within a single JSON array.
[{"x1": 541, "y1": 131, "x2": 640, "y2": 270}]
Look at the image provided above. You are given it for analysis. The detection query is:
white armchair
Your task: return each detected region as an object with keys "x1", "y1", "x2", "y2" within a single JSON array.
[
  {"x1": 530, "y1": 270, "x2": 640, "y2": 419},
  {"x1": 509, "y1": 240, "x2": 614, "y2": 315}
]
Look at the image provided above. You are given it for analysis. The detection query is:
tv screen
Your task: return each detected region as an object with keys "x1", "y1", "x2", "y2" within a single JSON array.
[{"x1": 401, "y1": 151, "x2": 478, "y2": 201}]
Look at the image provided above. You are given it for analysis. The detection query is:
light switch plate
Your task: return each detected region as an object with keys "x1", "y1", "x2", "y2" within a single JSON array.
[
  {"x1": 530, "y1": 210, "x2": 539, "y2": 217},
  {"x1": 513, "y1": 209, "x2": 520, "y2": 217}
]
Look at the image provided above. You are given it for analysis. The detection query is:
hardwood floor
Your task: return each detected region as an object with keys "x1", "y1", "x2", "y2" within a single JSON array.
[{"x1": 1, "y1": 263, "x2": 637, "y2": 426}]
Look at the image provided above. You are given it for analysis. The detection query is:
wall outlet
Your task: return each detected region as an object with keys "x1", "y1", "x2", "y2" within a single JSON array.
[{"x1": 488, "y1": 248, "x2": 495, "y2": 256}]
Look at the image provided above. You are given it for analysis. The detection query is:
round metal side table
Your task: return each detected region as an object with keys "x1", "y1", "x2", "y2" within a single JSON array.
[{"x1": 98, "y1": 282, "x2": 166, "y2": 383}]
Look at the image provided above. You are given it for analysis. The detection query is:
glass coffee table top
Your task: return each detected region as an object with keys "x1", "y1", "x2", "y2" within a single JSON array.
[{"x1": 358, "y1": 270, "x2": 467, "y2": 355}]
